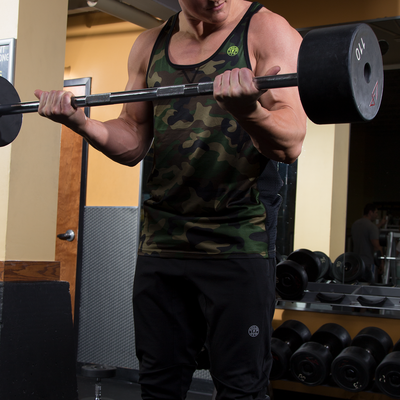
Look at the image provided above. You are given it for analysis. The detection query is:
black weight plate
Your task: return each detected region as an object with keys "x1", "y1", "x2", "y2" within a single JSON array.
[
  {"x1": 0, "y1": 76, "x2": 22, "y2": 147},
  {"x1": 350, "y1": 23, "x2": 384, "y2": 122},
  {"x1": 290, "y1": 341, "x2": 332, "y2": 386},
  {"x1": 331, "y1": 346, "x2": 376, "y2": 392},
  {"x1": 272, "y1": 320, "x2": 312, "y2": 352},
  {"x1": 81, "y1": 364, "x2": 116, "y2": 379},
  {"x1": 287, "y1": 249, "x2": 321, "y2": 282},
  {"x1": 351, "y1": 327, "x2": 393, "y2": 365},
  {"x1": 375, "y1": 352, "x2": 400, "y2": 398},
  {"x1": 276, "y1": 260, "x2": 308, "y2": 300},
  {"x1": 310, "y1": 323, "x2": 351, "y2": 358},
  {"x1": 332, "y1": 252, "x2": 365, "y2": 283},
  {"x1": 314, "y1": 251, "x2": 333, "y2": 279},
  {"x1": 394, "y1": 339, "x2": 400, "y2": 353},
  {"x1": 298, "y1": 23, "x2": 383, "y2": 124},
  {"x1": 270, "y1": 337, "x2": 293, "y2": 380}
]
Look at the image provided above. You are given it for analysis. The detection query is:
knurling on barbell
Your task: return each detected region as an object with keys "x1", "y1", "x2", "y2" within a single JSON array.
[{"x1": 0, "y1": 22, "x2": 384, "y2": 147}]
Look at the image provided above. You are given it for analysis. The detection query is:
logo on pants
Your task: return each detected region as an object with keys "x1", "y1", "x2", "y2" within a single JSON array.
[{"x1": 248, "y1": 325, "x2": 259, "y2": 337}]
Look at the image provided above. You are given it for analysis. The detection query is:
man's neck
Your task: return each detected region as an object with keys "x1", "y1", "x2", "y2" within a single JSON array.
[{"x1": 177, "y1": 0, "x2": 247, "y2": 41}]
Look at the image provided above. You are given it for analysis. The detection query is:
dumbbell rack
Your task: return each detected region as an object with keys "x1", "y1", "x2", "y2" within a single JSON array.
[
  {"x1": 276, "y1": 282, "x2": 400, "y2": 319},
  {"x1": 277, "y1": 232, "x2": 400, "y2": 318}
]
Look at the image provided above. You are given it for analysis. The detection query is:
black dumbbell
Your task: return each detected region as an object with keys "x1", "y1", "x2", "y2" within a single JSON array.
[
  {"x1": 276, "y1": 249, "x2": 322, "y2": 300},
  {"x1": 331, "y1": 327, "x2": 393, "y2": 392},
  {"x1": 314, "y1": 251, "x2": 333, "y2": 281},
  {"x1": 375, "y1": 338, "x2": 400, "y2": 398},
  {"x1": 270, "y1": 320, "x2": 312, "y2": 380},
  {"x1": 331, "y1": 252, "x2": 365, "y2": 283},
  {"x1": 290, "y1": 323, "x2": 351, "y2": 386}
]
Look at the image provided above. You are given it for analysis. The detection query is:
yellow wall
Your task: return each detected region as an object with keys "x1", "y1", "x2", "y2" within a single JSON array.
[
  {"x1": 65, "y1": 13, "x2": 145, "y2": 206},
  {"x1": 0, "y1": 0, "x2": 68, "y2": 261},
  {"x1": 294, "y1": 123, "x2": 350, "y2": 262}
]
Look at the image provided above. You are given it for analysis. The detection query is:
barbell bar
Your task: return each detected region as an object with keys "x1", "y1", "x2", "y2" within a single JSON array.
[
  {"x1": 0, "y1": 22, "x2": 384, "y2": 148},
  {"x1": 0, "y1": 73, "x2": 298, "y2": 115}
]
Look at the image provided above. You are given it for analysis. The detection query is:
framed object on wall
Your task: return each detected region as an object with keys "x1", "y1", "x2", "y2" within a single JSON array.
[{"x1": 0, "y1": 38, "x2": 16, "y2": 84}]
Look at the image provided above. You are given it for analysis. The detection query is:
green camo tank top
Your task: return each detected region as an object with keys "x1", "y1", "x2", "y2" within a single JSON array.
[{"x1": 140, "y1": 2, "x2": 283, "y2": 259}]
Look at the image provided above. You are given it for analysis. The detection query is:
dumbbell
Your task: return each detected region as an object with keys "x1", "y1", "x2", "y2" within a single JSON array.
[
  {"x1": 314, "y1": 251, "x2": 333, "y2": 281},
  {"x1": 290, "y1": 323, "x2": 351, "y2": 386},
  {"x1": 276, "y1": 249, "x2": 325, "y2": 300},
  {"x1": 270, "y1": 320, "x2": 311, "y2": 380},
  {"x1": 331, "y1": 252, "x2": 365, "y2": 283},
  {"x1": 375, "y1": 338, "x2": 400, "y2": 398},
  {"x1": 331, "y1": 327, "x2": 393, "y2": 392}
]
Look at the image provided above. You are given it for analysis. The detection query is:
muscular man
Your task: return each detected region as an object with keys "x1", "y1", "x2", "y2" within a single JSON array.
[
  {"x1": 351, "y1": 203, "x2": 384, "y2": 282},
  {"x1": 35, "y1": 1, "x2": 307, "y2": 398}
]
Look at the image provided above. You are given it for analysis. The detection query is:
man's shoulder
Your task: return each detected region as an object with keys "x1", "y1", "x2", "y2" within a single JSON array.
[
  {"x1": 249, "y1": 5, "x2": 296, "y2": 36},
  {"x1": 247, "y1": 5, "x2": 302, "y2": 73},
  {"x1": 127, "y1": 23, "x2": 166, "y2": 74},
  {"x1": 353, "y1": 217, "x2": 378, "y2": 232},
  {"x1": 134, "y1": 24, "x2": 165, "y2": 51}
]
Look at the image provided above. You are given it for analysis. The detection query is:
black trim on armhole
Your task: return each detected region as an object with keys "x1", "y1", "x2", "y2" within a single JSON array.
[
  {"x1": 244, "y1": 2, "x2": 263, "y2": 70},
  {"x1": 145, "y1": 14, "x2": 179, "y2": 85}
]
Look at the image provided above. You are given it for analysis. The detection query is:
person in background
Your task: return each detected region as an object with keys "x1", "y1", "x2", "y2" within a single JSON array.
[{"x1": 351, "y1": 203, "x2": 385, "y2": 283}]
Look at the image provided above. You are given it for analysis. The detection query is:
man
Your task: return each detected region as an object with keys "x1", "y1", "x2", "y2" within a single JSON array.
[
  {"x1": 34, "y1": 1, "x2": 307, "y2": 398},
  {"x1": 351, "y1": 203, "x2": 384, "y2": 282}
]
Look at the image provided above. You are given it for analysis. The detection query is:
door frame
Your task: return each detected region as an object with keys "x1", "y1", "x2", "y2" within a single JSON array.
[{"x1": 63, "y1": 77, "x2": 91, "y2": 356}]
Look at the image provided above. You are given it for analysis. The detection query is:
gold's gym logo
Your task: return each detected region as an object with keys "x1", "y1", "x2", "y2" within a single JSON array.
[{"x1": 227, "y1": 46, "x2": 239, "y2": 56}]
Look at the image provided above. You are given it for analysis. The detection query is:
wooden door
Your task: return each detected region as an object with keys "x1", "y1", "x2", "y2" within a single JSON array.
[{"x1": 55, "y1": 78, "x2": 90, "y2": 320}]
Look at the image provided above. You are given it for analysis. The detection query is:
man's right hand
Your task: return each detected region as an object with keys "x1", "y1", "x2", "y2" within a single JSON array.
[{"x1": 34, "y1": 89, "x2": 87, "y2": 132}]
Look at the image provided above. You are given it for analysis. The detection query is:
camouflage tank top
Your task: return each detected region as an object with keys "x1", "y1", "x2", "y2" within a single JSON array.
[{"x1": 139, "y1": 1, "x2": 282, "y2": 259}]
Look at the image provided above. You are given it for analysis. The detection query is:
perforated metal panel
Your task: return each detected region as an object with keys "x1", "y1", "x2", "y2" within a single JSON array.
[{"x1": 77, "y1": 206, "x2": 139, "y2": 369}]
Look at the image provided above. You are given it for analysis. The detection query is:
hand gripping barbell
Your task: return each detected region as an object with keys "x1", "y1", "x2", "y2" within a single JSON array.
[{"x1": 0, "y1": 23, "x2": 383, "y2": 147}]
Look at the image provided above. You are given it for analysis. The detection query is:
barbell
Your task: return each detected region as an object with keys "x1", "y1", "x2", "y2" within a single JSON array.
[{"x1": 0, "y1": 23, "x2": 384, "y2": 147}]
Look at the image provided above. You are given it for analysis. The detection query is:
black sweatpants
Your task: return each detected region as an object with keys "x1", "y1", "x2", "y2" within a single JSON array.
[{"x1": 133, "y1": 256, "x2": 276, "y2": 400}]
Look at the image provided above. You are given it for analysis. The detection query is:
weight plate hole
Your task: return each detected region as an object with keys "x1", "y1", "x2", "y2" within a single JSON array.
[
  {"x1": 364, "y1": 63, "x2": 372, "y2": 84},
  {"x1": 389, "y1": 373, "x2": 400, "y2": 387},
  {"x1": 344, "y1": 368, "x2": 356, "y2": 380}
]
